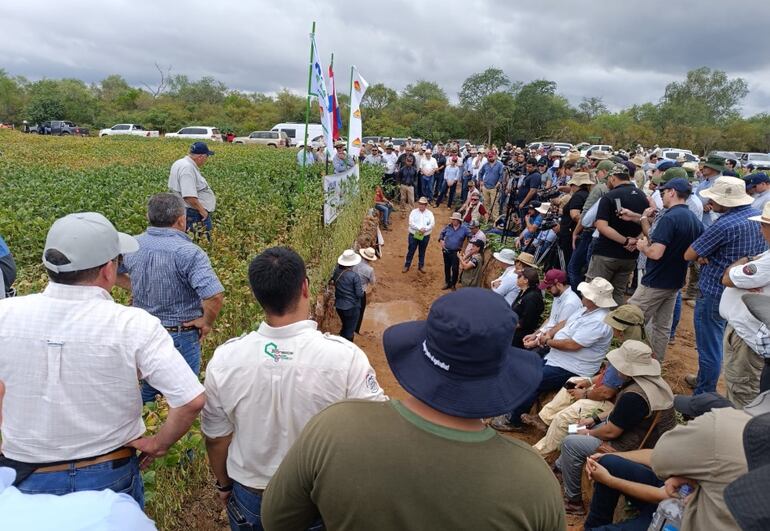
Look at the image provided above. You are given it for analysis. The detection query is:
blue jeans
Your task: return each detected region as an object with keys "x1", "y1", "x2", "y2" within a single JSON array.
[
  {"x1": 186, "y1": 207, "x2": 213, "y2": 241},
  {"x1": 142, "y1": 329, "x2": 201, "y2": 402},
  {"x1": 17, "y1": 455, "x2": 144, "y2": 508},
  {"x1": 404, "y1": 233, "x2": 430, "y2": 269},
  {"x1": 421, "y1": 176, "x2": 434, "y2": 201},
  {"x1": 375, "y1": 204, "x2": 390, "y2": 226},
  {"x1": 508, "y1": 360, "x2": 576, "y2": 426},
  {"x1": 584, "y1": 455, "x2": 662, "y2": 530},
  {"x1": 227, "y1": 481, "x2": 323, "y2": 531},
  {"x1": 694, "y1": 293, "x2": 726, "y2": 394},
  {"x1": 670, "y1": 291, "x2": 682, "y2": 340}
]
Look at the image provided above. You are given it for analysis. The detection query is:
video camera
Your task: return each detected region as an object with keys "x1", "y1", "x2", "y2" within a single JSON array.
[{"x1": 537, "y1": 185, "x2": 560, "y2": 202}]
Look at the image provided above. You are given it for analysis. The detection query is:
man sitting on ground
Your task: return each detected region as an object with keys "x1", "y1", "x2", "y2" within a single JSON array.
[{"x1": 522, "y1": 269, "x2": 582, "y2": 354}]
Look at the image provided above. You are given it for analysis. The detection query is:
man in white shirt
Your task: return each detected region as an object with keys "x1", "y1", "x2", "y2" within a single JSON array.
[
  {"x1": 0, "y1": 213, "x2": 205, "y2": 506},
  {"x1": 381, "y1": 143, "x2": 398, "y2": 187},
  {"x1": 419, "y1": 148, "x2": 439, "y2": 203},
  {"x1": 490, "y1": 248, "x2": 520, "y2": 304},
  {"x1": 403, "y1": 196, "x2": 435, "y2": 273},
  {"x1": 202, "y1": 246, "x2": 385, "y2": 529},
  {"x1": 522, "y1": 269, "x2": 582, "y2": 350},
  {"x1": 168, "y1": 141, "x2": 217, "y2": 240}
]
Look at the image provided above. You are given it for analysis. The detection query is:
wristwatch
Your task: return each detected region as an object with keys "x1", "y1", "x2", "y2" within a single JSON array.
[{"x1": 215, "y1": 481, "x2": 233, "y2": 492}]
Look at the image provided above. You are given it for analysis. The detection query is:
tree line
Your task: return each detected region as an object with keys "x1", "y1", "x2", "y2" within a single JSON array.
[{"x1": 1, "y1": 66, "x2": 769, "y2": 153}]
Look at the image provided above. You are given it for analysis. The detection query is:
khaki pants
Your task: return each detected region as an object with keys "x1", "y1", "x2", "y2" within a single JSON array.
[
  {"x1": 628, "y1": 284, "x2": 679, "y2": 361},
  {"x1": 481, "y1": 185, "x2": 495, "y2": 217},
  {"x1": 723, "y1": 324, "x2": 764, "y2": 408},
  {"x1": 534, "y1": 378, "x2": 614, "y2": 456},
  {"x1": 586, "y1": 254, "x2": 637, "y2": 306},
  {"x1": 684, "y1": 262, "x2": 700, "y2": 299},
  {"x1": 399, "y1": 184, "x2": 414, "y2": 210}
]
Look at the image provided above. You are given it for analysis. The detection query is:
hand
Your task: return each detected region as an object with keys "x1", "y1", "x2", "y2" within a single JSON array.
[
  {"x1": 643, "y1": 207, "x2": 657, "y2": 219},
  {"x1": 183, "y1": 317, "x2": 213, "y2": 340},
  {"x1": 440, "y1": 240, "x2": 446, "y2": 250},
  {"x1": 636, "y1": 236, "x2": 648, "y2": 252},
  {"x1": 567, "y1": 388, "x2": 586, "y2": 400},
  {"x1": 664, "y1": 476, "x2": 697, "y2": 499},
  {"x1": 578, "y1": 417, "x2": 595, "y2": 428},
  {"x1": 217, "y1": 489, "x2": 232, "y2": 507},
  {"x1": 586, "y1": 457, "x2": 612, "y2": 485},
  {"x1": 697, "y1": 256, "x2": 709, "y2": 266},
  {"x1": 574, "y1": 378, "x2": 591, "y2": 389},
  {"x1": 624, "y1": 238, "x2": 638, "y2": 252},
  {"x1": 126, "y1": 436, "x2": 167, "y2": 470},
  {"x1": 199, "y1": 210, "x2": 209, "y2": 221}
]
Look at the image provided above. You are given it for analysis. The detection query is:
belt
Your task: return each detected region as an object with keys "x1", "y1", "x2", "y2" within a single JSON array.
[
  {"x1": 34, "y1": 447, "x2": 135, "y2": 474},
  {"x1": 164, "y1": 324, "x2": 198, "y2": 333}
]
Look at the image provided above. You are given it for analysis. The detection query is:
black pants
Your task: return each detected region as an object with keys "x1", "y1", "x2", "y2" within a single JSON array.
[
  {"x1": 442, "y1": 249, "x2": 460, "y2": 287},
  {"x1": 761, "y1": 358, "x2": 770, "y2": 393},
  {"x1": 337, "y1": 307, "x2": 360, "y2": 343},
  {"x1": 355, "y1": 292, "x2": 367, "y2": 333}
]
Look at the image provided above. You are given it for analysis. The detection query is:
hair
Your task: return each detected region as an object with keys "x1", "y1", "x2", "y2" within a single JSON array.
[
  {"x1": 148, "y1": 193, "x2": 186, "y2": 227},
  {"x1": 44, "y1": 249, "x2": 105, "y2": 285},
  {"x1": 471, "y1": 239, "x2": 485, "y2": 253},
  {"x1": 563, "y1": 160, "x2": 576, "y2": 170},
  {"x1": 674, "y1": 189, "x2": 691, "y2": 200},
  {"x1": 248, "y1": 246, "x2": 306, "y2": 316},
  {"x1": 526, "y1": 157, "x2": 538, "y2": 165},
  {"x1": 521, "y1": 267, "x2": 540, "y2": 288},
  {"x1": 612, "y1": 172, "x2": 631, "y2": 181}
]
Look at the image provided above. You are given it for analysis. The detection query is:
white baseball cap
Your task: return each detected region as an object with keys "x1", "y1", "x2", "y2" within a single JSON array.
[{"x1": 42, "y1": 212, "x2": 139, "y2": 273}]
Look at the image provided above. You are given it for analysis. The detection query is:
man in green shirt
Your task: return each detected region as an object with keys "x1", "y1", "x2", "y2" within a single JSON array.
[{"x1": 262, "y1": 288, "x2": 567, "y2": 531}]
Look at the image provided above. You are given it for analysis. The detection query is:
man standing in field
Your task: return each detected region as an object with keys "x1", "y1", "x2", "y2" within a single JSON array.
[
  {"x1": 0, "y1": 212, "x2": 205, "y2": 506},
  {"x1": 118, "y1": 193, "x2": 224, "y2": 402},
  {"x1": 202, "y1": 246, "x2": 386, "y2": 530},
  {"x1": 168, "y1": 141, "x2": 217, "y2": 240}
]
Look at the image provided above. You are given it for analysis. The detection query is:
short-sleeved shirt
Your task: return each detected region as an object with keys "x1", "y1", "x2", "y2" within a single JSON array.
[
  {"x1": 607, "y1": 391, "x2": 649, "y2": 430},
  {"x1": 690, "y1": 205, "x2": 766, "y2": 298},
  {"x1": 517, "y1": 171, "x2": 542, "y2": 203},
  {"x1": 120, "y1": 227, "x2": 223, "y2": 326},
  {"x1": 439, "y1": 223, "x2": 471, "y2": 251},
  {"x1": 546, "y1": 307, "x2": 613, "y2": 376},
  {"x1": 719, "y1": 250, "x2": 770, "y2": 350},
  {"x1": 752, "y1": 189, "x2": 770, "y2": 212},
  {"x1": 419, "y1": 157, "x2": 438, "y2": 176},
  {"x1": 593, "y1": 183, "x2": 649, "y2": 259},
  {"x1": 642, "y1": 205, "x2": 704, "y2": 290},
  {"x1": 353, "y1": 261, "x2": 376, "y2": 291},
  {"x1": 581, "y1": 182, "x2": 609, "y2": 214},
  {"x1": 492, "y1": 266, "x2": 520, "y2": 305},
  {"x1": 168, "y1": 156, "x2": 216, "y2": 212},
  {"x1": 559, "y1": 188, "x2": 589, "y2": 239},
  {"x1": 201, "y1": 320, "x2": 386, "y2": 489}
]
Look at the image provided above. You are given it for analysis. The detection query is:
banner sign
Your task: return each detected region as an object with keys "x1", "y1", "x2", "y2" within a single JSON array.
[{"x1": 323, "y1": 165, "x2": 359, "y2": 225}]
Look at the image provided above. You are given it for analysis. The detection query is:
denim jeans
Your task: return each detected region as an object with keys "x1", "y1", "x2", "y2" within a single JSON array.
[
  {"x1": 508, "y1": 360, "x2": 576, "y2": 426},
  {"x1": 227, "y1": 481, "x2": 323, "y2": 531},
  {"x1": 421, "y1": 175, "x2": 434, "y2": 201},
  {"x1": 374, "y1": 203, "x2": 390, "y2": 226},
  {"x1": 670, "y1": 291, "x2": 682, "y2": 340},
  {"x1": 584, "y1": 455, "x2": 662, "y2": 530},
  {"x1": 404, "y1": 233, "x2": 430, "y2": 269},
  {"x1": 143, "y1": 329, "x2": 201, "y2": 402},
  {"x1": 17, "y1": 455, "x2": 144, "y2": 508},
  {"x1": 442, "y1": 248, "x2": 460, "y2": 287},
  {"x1": 336, "y1": 307, "x2": 360, "y2": 342},
  {"x1": 694, "y1": 293, "x2": 726, "y2": 394},
  {"x1": 568, "y1": 231, "x2": 592, "y2": 288},
  {"x1": 186, "y1": 207, "x2": 213, "y2": 241}
]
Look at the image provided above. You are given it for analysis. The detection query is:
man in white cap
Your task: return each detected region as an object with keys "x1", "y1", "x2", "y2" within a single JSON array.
[
  {"x1": 684, "y1": 177, "x2": 766, "y2": 395},
  {"x1": 0, "y1": 213, "x2": 205, "y2": 505}
]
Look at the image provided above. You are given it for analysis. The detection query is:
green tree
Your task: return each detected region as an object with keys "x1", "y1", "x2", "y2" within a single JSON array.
[
  {"x1": 577, "y1": 96, "x2": 608, "y2": 121},
  {"x1": 361, "y1": 83, "x2": 397, "y2": 112},
  {"x1": 0, "y1": 70, "x2": 27, "y2": 123},
  {"x1": 26, "y1": 79, "x2": 66, "y2": 124},
  {"x1": 458, "y1": 68, "x2": 511, "y2": 108},
  {"x1": 511, "y1": 80, "x2": 572, "y2": 141},
  {"x1": 659, "y1": 67, "x2": 748, "y2": 126}
]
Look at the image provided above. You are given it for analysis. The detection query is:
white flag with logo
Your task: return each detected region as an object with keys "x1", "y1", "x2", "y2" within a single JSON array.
[
  {"x1": 348, "y1": 66, "x2": 369, "y2": 158},
  {"x1": 309, "y1": 36, "x2": 334, "y2": 157}
]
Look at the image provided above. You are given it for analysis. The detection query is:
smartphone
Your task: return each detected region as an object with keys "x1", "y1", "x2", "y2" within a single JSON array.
[{"x1": 563, "y1": 381, "x2": 577, "y2": 390}]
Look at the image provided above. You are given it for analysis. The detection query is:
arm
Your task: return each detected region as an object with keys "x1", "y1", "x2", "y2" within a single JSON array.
[
  {"x1": 588, "y1": 419, "x2": 625, "y2": 440},
  {"x1": 637, "y1": 238, "x2": 666, "y2": 261},
  {"x1": 184, "y1": 292, "x2": 224, "y2": 340},
  {"x1": 595, "y1": 219, "x2": 638, "y2": 247},
  {"x1": 569, "y1": 208, "x2": 581, "y2": 222},
  {"x1": 684, "y1": 245, "x2": 699, "y2": 262},
  {"x1": 543, "y1": 336, "x2": 583, "y2": 352},
  {"x1": 722, "y1": 257, "x2": 751, "y2": 287},
  {"x1": 205, "y1": 434, "x2": 234, "y2": 501},
  {"x1": 185, "y1": 196, "x2": 208, "y2": 219},
  {"x1": 519, "y1": 188, "x2": 537, "y2": 209},
  {"x1": 586, "y1": 457, "x2": 667, "y2": 504}
]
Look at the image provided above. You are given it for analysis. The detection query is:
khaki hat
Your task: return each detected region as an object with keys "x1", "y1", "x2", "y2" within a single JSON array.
[
  {"x1": 450, "y1": 212, "x2": 463, "y2": 221},
  {"x1": 604, "y1": 304, "x2": 645, "y2": 331},
  {"x1": 606, "y1": 340, "x2": 661, "y2": 377},
  {"x1": 577, "y1": 277, "x2": 617, "y2": 308},
  {"x1": 631, "y1": 154, "x2": 645, "y2": 166},
  {"x1": 359, "y1": 247, "x2": 377, "y2": 261},
  {"x1": 493, "y1": 248, "x2": 517, "y2": 265},
  {"x1": 418, "y1": 196, "x2": 429, "y2": 204},
  {"x1": 749, "y1": 201, "x2": 770, "y2": 225},
  {"x1": 596, "y1": 160, "x2": 615, "y2": 173},
  {"x1": 334, "y1": 140, "x2": 346, "y2": 148},
  {"x1": 337, "y1": 249, "x2": 361, "y2": 267},
  {"x1": 682, "y1": 161, "x2": 699, "y2": 177},
  {"x1": 589, "y1": 151, "x2": 610, "y2": 161},
  {"x1": 568, "y1": 172, "x2": 594, "y2": 186},
  {"x1": 515, "y1": 252, "x2": 539, "y2": 269},
  {"x1": 701, "y1": 176, "x2": 754, "y2": 207},
  {"x1": 535, "y1": 202, "x2": 550, "y2": 215}
]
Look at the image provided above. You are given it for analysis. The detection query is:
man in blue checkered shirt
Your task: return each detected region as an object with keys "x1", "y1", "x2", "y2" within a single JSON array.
[{"x1": 685, "y1": 177, "x2": 766, "y2": 395}]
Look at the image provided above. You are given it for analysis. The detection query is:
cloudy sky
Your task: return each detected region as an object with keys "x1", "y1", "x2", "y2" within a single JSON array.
[{"x1": 3, "y1": 0, "x2": 770, "y2": 115}]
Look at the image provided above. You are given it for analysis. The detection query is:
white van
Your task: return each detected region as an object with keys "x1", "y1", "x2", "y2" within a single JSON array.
[{"x1": 271, "y1": 123, "x2": 324, "y2": 147}]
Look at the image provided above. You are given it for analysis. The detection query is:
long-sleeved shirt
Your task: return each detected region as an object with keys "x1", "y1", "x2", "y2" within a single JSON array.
[
  {"x1": 444, "y1": 165, "x2": 462, "y2": 183},
  {"x1": 332, "y1": 154, "x2": 355, "y2": 173},
  {"x1": 408, "y1": 208, "x2": 435, "y2": 236},
  {"x1": 397, "y1": 166, "x2": 418, "y2": 187},
  {"x1": 332, "y1": 266, "x2": 364, "y2": 310}
]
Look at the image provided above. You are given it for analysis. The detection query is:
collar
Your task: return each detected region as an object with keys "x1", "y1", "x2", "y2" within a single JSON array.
[
  {"x1": 257, "y1": 319, "x2": 317, "y2": 338},
  {"x1": 43, "y1": 282, "x2": 113, "y2": 301},
  {"x1": 146, "y1": 226, "x2": 191, "y2": 240}
]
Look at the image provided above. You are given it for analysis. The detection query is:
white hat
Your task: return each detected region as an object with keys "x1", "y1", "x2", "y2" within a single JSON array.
[
  {"x1": 493, "y1": 248, "x2": 517, "y2": 265},
  {"x1": 43, "y1": 212, "x2": 139, "y2": 273},
  {"x1": 337, "y1": 249, "x2": 361, "y2": 267},
  {"x1": 749, "y1": 201, "x2": 770, "y2": 225},
  {"x1": 577, "y1": 277, "x2": 617, "y2": 308},
  {"x1": 359, "y1": 247, "x2": 377, "y2": 261},
  {"x1": 536, "y1": 203, "x2": 550, "y2": 215},
  {"x1": 701, "y1": 176, "x2": 754, "y2": 207}
]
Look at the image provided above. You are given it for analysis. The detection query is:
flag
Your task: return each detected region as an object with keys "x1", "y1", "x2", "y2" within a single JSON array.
[
  {"x1": 328, "y1": 64, "x2": 342, "y2": 141},
  {"x1": 309, "y1": 36, "x2": 334, "y2": 157},
  {"x1": 348, "y1": 66, "x2": 369, "y2": 158}
]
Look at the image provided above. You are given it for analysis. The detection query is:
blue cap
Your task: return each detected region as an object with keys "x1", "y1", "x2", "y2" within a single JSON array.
[
  {"x1": 658, "y1": 177, "x2": 692, "y2": 193},
  {"x1": 745, "y1": 173, "x2": 770, "y2": 188},
  {"x1": 190, "y1": 142, "x2": 215, "y2": 156},
  {"x1": 656, "y1": 160, "x2": 675, "y2": 171}
]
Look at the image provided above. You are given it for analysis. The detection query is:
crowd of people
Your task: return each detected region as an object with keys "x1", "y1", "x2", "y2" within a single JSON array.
[{"x1": 1, "y1": 138, "x2": 770, "y2": 530}]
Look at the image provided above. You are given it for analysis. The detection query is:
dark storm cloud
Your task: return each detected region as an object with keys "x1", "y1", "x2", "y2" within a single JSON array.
[{"x1": 2, "y1": 0, "x2": 770, "y2": 115}]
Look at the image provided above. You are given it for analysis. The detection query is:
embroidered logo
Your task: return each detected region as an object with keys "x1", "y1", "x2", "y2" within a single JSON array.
[
  {"x1": 264, "y1": 342, "x2": 293, "y2": 363},
  {"x1": 744, "y1": 264, "x2": 758, "y2": 276}
]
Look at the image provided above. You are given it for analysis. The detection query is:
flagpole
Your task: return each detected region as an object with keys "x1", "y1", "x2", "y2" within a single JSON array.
[
  {"x1": 347, "y1": 65, "x2": 354, "y2": 155},
  {"x1": 302, "y1": 21, "x2": 316, "y2": 180},
  {"x1": 326, "y1": 52, "x2": 334, "y2": 176}
]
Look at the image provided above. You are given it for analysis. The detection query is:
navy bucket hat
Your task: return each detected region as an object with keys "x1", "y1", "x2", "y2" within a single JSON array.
[{"x1": 383, "y1": 288, "x2": 543, "y2": 418}]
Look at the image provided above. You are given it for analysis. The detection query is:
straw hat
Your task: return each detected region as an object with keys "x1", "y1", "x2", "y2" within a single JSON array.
[
  {"x1": 749, "y1": 201, "x2": 770, "y2": 225},
  {"x1": 568, "y1": 172, "x2": 593, "y2": 186},
  {"x1": 589, "y1": 151, "x2": 610, "y2": 161},
  {"x1": 450, "y1": 212, "x2": 463, "y2": 221},
  {"x1": 577, "y1": 277, "x2": 617, "y2": 308},
  {"x1": 492, "y1": 248, "x2": 517, "y2": 265},
  {"x1": 515, "y1": 252, "x2": 539, "y2": 269},
  {"x1": 337, "y1": 249, "x2": 361, "y2": 267},
  {"x1": 359, "y1": 247, "x2": 377, "y2": 261},
  {"x1": 700, "y1": 176, "x2": 754, "y2": 207},
  {"x1": 630, "y1": 154, "x2": 645, "y2": 166},
  {"x1": 535, "y1": 202, "x2": 550, "y2": 215},
  {"x1": 417, "y1": 196, "x2": 429, "y2": 204},
  {"x1": 606, "y1": 340, "x2": 661, "y2": 377}
]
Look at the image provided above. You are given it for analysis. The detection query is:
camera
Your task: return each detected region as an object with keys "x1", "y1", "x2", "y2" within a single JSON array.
[{"x1": 537, "y1": 185, "x2": 560, "y2": 202}]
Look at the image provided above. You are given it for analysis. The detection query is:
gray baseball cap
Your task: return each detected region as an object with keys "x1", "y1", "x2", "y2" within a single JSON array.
[{"x1": 42, "y1": 212, "x2": 139, "y2": 273}]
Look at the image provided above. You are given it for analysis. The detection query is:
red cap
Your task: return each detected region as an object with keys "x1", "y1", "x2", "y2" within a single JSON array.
[{"x1": 539, "y1": 269, "x2": 568, "y2": 289}]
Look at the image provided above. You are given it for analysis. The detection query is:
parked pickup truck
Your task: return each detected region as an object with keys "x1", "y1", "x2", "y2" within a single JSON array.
[
  {"x1": 37, "y1": 120, "x2": 89, "y2": 136},
  {"x1": 99, "y1": 124, "x2": 159, "y2": 137}
]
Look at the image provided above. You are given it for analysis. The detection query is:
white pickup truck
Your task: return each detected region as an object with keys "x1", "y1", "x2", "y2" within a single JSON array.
[{"x1": 99, "y1": 124, "x2": 160, "y2": 137}]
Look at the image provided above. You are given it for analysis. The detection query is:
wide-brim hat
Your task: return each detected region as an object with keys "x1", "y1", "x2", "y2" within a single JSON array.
[
  {"x1": 568, "y1": 172, "x2": 593, "y2": 186},
  {"x1": 515, "y1": 252, "x2": 540, "y2": 269},
  {"x1": 589, "y1": 151, "x2": 610, "y2": 160},
  {"x1": 749, "y1": 202, "x2": 770, "y2": 225},
  {"x1": 359, "y1": 247, "x2": 377, "y2": 261},
  {"x1": 337, "y1": 249, "x2": 361, "y2": 267},
  {"x1": 673, "y1": 392, "x2": 734, "y2": 418},
  {"x1": 701, "y1": 176, "x2": 754, "y2": 207},
  {"x1": 493, "y1": 248, "x2": 517, "y2": 265},
  {"x1": 383, "y1": 288, "x2": 543, "y2": 418},
  {"x1": 630, "y1": 154, "x2": 645, "y2": 166},
  {"x1": 535, "y1": 202, "x2": 551, "y2": 215},
  {"x1": 450, "y1": 212, "x2": 463, "y2": 221},
  {"x1": 703, "y1": 155, "x2": 727, "y2": 173},
  {"x1": 604, "y1": 304, "x2": 645, "y2": 331},
  {"x1": 417, "y1": 197, "x2": 429, "y2": 204},
  {"x1": 606, "y1": 340, "x2": 661, "y2": 377},
  {"x1": 578, "y1": 277, "x2": 617, "y2": 308},
  {"x1": 334, "y1": 141, "x2": 346, "y2": 148}
]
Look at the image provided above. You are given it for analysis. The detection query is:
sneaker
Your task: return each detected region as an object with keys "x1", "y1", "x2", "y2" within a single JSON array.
[
  {"x1": 418, "y1": 267, "x2": 425, "y2": 273},
  {"x1": 520, "y1": 413, "x2": 548, "y2": 434},
  {"x1": 402, "y1": 267, "x2": 409, "y2": 273},
  {"x1": 685, "y1": 374, "x2": 697, "y2": 389},
  {"x1": 488, "y1": 415, "x2": 524, "y2": 432}
]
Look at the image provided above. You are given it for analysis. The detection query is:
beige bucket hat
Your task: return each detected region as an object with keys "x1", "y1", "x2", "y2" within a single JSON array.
[
  {"x1": 568, "y1": 172, "x2": 594, "y2": 186},
  {"x1": 700, "y1": 176, "x2": 754, "y2": 207},
  {"x1": 577, "y1": 277, "x2": 617, "y2": 308},
  {"x1": 358, "y1": 247, "x2": 377, "y2": 261},
  {"x1": 606, "y1": 340, "x2": 661, "y2": 377},
  {"x1": 515, "y1": 252, "x2": 540, "y2": 270}
]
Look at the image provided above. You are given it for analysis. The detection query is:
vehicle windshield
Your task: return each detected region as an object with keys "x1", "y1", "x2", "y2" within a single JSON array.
[{"x1": 750, "y1": 154, "x2": 770, "y2": 161}]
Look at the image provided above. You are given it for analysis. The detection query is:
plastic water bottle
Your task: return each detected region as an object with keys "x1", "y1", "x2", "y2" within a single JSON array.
[{"x1": 647, "y1": 484, "x2": 694, "y2": 531}]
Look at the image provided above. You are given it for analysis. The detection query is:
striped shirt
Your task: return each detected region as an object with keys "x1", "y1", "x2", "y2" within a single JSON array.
[{"x1": 120, "y1": 227, "x2": 223, "y2": 326}]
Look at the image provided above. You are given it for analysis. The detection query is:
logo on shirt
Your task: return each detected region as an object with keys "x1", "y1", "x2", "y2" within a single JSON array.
[
  {"x1": 744, "y1": 264, "x2": 758, "y2": 276},
  {"x1": 365, "y1": 373, "x2": 380, "y2": 394},
  {"x1": 264, "y1": 342, "x2": 293, "y2": 363}
]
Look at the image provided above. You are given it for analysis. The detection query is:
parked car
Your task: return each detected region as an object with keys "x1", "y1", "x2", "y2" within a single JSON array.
[
  {"x1": 740, "y1": 152, "x2": 770, "y2": 171},
  {"x1": 362, "y1": 136, "x2": 384, "y2": 145},
  {"x1": 99, "y1": 124, "x2": 159, "y2": 138},
  {"x1": 708, "y1": 150, "x2": 740, "y2": 162},
  {"x1": 37, "y1": 120, "x2": 89, "y2": 136},
  {"x1": 164, "y1": 126, "x2": 223, "y2": 142},
  {"x1": 390, "y1": 137, "x2": 422, "y2": 147},
  {"x1": 658, "y1": 148, "x2": 699, "y2": 163},
  {"x1": 580, "y1": 144, "x2": 613, "y2": 156},
  {"x1": 232, "y1": 130, "x2": 289, "y2": 147},
  {"x1": 270, "y1": 123, "x2": 324, "y2": 147},
  {"x1": 574, "y1": 142, "x2": 591, "y2": 152}
]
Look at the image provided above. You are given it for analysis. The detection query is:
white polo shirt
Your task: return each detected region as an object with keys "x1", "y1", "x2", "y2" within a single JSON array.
[
  {"x1": 168, "y1": 155, "x2": 217, "y2": 212},
  {"x1": 0, "y1": 283, "x2": 204, "y2": 462},
  {"x1": 201, "y1": 320, "x2": 386, "y2": 489},
  {"x1": 545, "y1": 306, "x2": 613, "y2": 376},
  {"x1": 538, "y1": 288, "x2": 583, "y2": 334},
  {"x1": 719, "y1": 251, "x2": 770, "y2": 351},
  {"x1": 420, "y1": 157, "x2": 438, "y2": 176}
]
